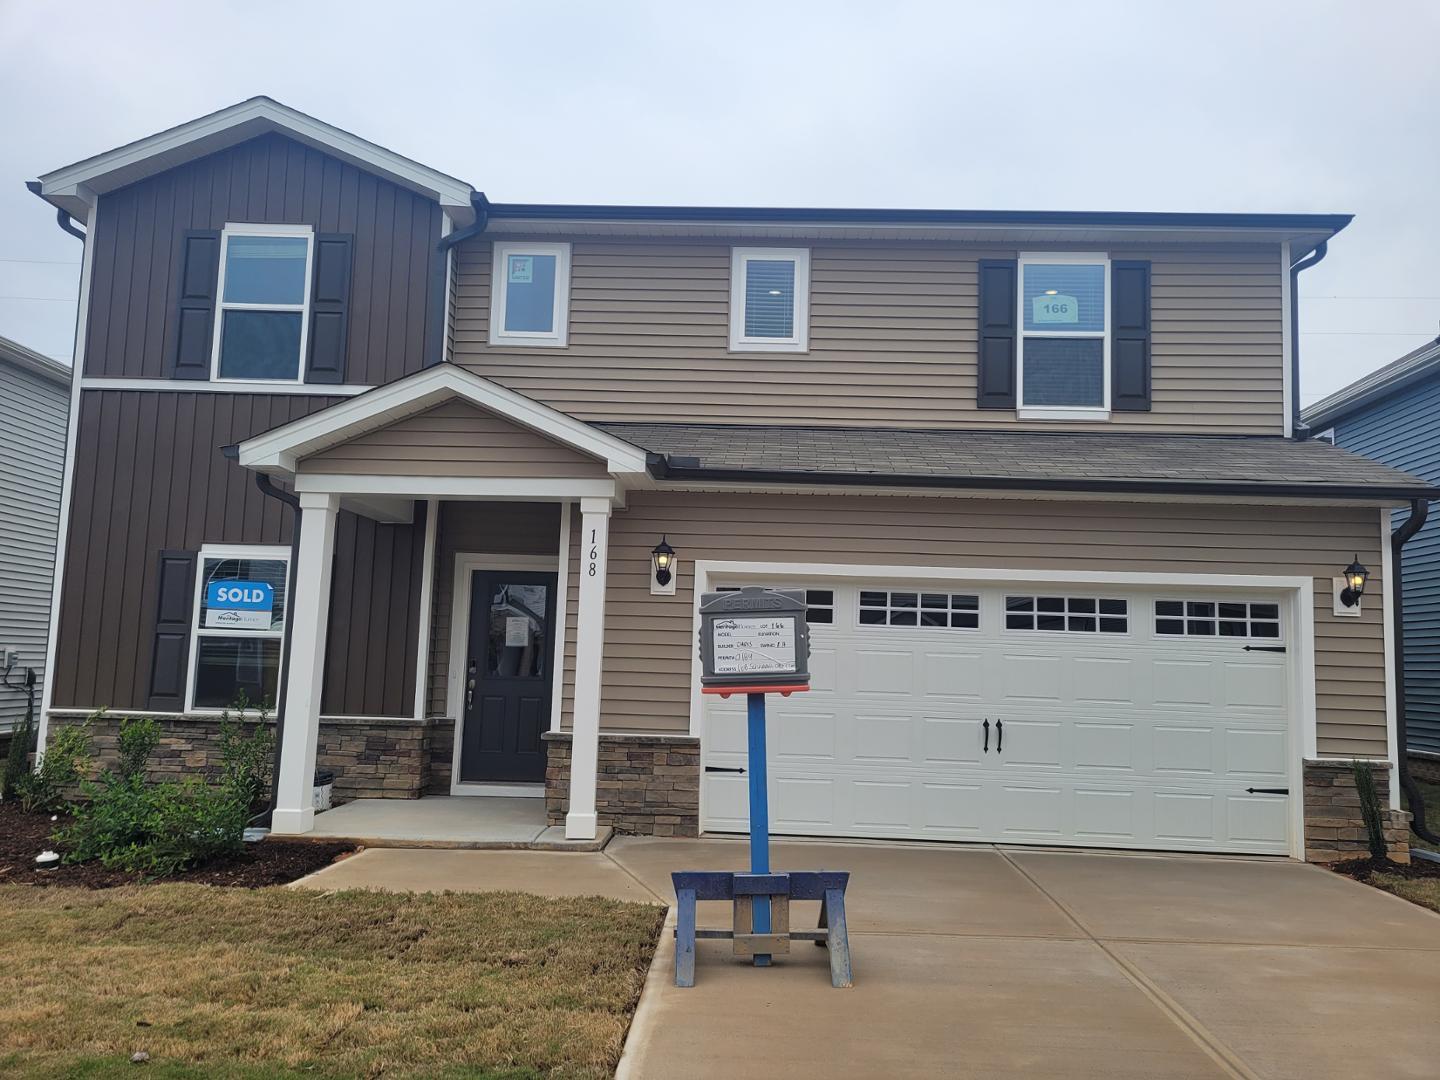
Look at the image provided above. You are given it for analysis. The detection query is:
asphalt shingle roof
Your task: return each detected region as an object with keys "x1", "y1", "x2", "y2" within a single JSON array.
[{"x1": 598, "y1": 423, "x2": 1436, "y2": 498}]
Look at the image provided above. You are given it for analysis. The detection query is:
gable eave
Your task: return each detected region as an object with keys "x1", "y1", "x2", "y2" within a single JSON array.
[
  {"x1": 34, "y1": 96, "x2": 475, "y2": 224},
  {"x1": 236, "y1": 364, "x2": 650, "y2": 478}
]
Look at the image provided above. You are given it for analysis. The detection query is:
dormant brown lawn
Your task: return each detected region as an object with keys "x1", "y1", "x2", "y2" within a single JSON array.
[{"x1": 0, "y1": 884, "x2": 664, "y2": 1079}]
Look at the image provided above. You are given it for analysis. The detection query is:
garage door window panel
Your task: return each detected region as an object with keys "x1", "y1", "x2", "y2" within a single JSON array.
[
  {"x1": 860, "y1": 590, "x2": 979, "y2": 629},
  {"x1": 1155, "y1": 599, "x2": 1282, "y2": 640},
  {"x1": 718, "y1": 584, "x2": 834, "y2": 625},
  {"x1": 1006, "y1": 595, "x2": 1127, "y2": 633}
]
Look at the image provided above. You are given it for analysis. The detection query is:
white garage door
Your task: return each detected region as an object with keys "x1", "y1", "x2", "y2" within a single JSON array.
[{"x1": 702, "y1": 582, "x2": 1295, "y2": 855}]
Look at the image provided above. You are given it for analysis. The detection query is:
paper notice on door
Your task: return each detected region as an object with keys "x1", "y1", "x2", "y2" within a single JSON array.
[{"x1": 505, "y1": 616, "x2": 530, "y2": 647}]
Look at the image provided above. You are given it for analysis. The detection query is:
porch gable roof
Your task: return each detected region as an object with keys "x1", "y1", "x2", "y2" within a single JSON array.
[{"x1": 235, "y1": 363, "x2": 651, "y2": 478}]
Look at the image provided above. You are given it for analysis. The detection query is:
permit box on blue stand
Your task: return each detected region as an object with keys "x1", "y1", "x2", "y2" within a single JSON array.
[{"x1": 672, "y1": 586, "x2": 853, "y2": 988}]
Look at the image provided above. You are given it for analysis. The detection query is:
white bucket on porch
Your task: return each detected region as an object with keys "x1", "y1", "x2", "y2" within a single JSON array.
[{"x1": 313, "y1": 769, "x2": 335, "y2": 811}]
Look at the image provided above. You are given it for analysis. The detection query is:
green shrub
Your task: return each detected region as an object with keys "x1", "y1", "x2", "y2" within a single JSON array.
[
  {"x1": 1353, "y1": 759, "x2": 1389, "y2": 859},
  {"x1": 218, "y1": 696, "x2": 274, "y2": 812},
  {"x1": 59, "y1": 774, "x2": 248, "y2": 877},
  {"x1": 16, "y1": 715, "x2": 93, "y2": 813},
  {"x1": 116, "y1": 715, "x2": 161, "y2": 780}
]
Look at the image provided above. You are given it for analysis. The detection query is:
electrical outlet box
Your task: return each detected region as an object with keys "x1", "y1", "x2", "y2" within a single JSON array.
[{"x1": 1, "y1": 647, "x2": 19, "y2": 670}]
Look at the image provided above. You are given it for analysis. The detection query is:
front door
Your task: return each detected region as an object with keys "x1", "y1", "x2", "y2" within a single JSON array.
[{"x1": 458, "y1": 570, "x2": 557, "y2": 783}]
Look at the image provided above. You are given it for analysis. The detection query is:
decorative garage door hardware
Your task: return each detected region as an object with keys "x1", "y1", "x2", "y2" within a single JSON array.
[
  {"x1": 1246, "y1": 788, "x2": 1290, "y2": 795},
  {"x1": 1243, "y1": 645, "x2": 1288, "y2": 653},
  {"x1": 705, "y1": 765, "x2": 745, "y2": 774},
  {"x1": 676, "y1": 587, "x2": 853, "y2": 989},
  {"x1": 981, "y1": 719, "x2": 1005, "y2": 753}
]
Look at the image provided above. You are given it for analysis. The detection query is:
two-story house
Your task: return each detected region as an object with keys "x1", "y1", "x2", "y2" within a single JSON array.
[{"x1": 29, "y1": 97, "x2": 1434, "y2": 862}]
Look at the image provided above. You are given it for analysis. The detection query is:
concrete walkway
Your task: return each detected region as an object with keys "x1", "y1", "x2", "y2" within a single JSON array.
[{"x1": 294, "y1": 837, "x2": 1440, "y2": 1079}]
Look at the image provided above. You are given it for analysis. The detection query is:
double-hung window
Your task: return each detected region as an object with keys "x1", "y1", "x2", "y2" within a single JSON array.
[
  {"x1": 490, "y1": 241, "x2": 571, "y2": 347},
  {"x1": 187, "y1": 545, "x2": 290, "y2": 711},
  {"x1": 730, "y1": 247, "x2": 809, "y2": 351},
  {"x1": 1018, "y1": 253, "x2": 1110, "y2": 418},
  {"x1": 211, "y1": 224, "x2": 314, "y2": 381}
]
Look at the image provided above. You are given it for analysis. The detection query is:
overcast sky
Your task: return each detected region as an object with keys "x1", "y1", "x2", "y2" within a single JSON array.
[{"x1": 2, "y1": 0, "x2": 1437, "y2": 406}]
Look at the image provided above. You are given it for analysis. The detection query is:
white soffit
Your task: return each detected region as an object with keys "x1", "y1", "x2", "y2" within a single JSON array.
[
  {"x1": 235, "y1": 364, "x2": 650, "y2": 478},
  {"x1": 36, "y1": 96, "x2": 475, "y2": 225}
]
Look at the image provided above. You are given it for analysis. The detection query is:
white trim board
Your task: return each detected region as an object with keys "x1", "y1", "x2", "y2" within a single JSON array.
[
  {"x1": 446, "y1": 552, "x2": 563, "y2": 796},
  {"x1": 688, "y1": 559, "x2": 1315, "y2": 860},
  {"x1": 236, "y1": 362, "x2": 649, "y2": 476},
  {"x1": 1280, "y1": 240, "x2": 1294, "y2": 438},
  {"x1": 412, "y1": 497, "x2": 440, "y2": 722},
  {"x1": 36, "y1": 96, "x2": 474, "y2": 225},
  {"x1": 80, "y1": 378, "x2": 374, "y2": 396},
  {"x1": 1381, "y1": 506, "x2": 1400, "y2": 810},
  {"x1": 295, "y1": 475, "x2": 619, "y2": 501}
]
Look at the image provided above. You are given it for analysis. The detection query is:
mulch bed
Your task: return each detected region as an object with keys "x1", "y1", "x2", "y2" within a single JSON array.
[
  {"x1": 1329, "y1": 854, "x2": 1440, "y2": 883},
  {"x1": 0, "y1": 800, "x2": 358, "y2": 888}
]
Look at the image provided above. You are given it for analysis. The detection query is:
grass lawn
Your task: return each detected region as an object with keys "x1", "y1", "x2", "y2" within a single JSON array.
[
  {"x1": 0, "y1": 884, "x2": 665, "y2": 1079},
  {"x1": 1401, "y1": 776, "x2": 1440, "y2": 854},
  {"x1": 1368, "y1": 873, "x2": 1440, "y2": 914}
]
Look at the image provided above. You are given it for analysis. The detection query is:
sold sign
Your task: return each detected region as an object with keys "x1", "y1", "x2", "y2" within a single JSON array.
[{"x1": 206, "y1": 580, "x2": 274, "y2": 629}]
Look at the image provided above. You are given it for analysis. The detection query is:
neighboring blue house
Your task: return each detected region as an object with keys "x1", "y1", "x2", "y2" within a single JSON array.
[{"x1": 1305, "y1": 338, "x2": 1440, "y2": 771}]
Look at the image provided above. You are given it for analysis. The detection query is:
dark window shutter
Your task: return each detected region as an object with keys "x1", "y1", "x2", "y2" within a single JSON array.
[
  {"x1": 306, "y1": 234, "x2": 354, "y2": 384},
  {"x1": 147, "y1": 550, "x2": 197, "y2": 711},
  {"x1": 172, "y1": 231, "x2": 220, "y2": 380},
  {"x1": 977, "y1": 259, "x2": 1018, "y2": 409},
  {"x1": 1111, "y1": 260, "x2": 1152, "y2": 411}
]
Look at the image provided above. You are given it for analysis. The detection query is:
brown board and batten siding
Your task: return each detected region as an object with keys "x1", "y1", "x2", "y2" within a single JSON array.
[
  {"x1": 425, "y1": 502, "x2": 561, "y2": 717},
  {"x1": 83, "y1": 132, "x2": 444, "y2": 384},
  {"x1": 301, "y1": 400, "x2": 610, "y2": 478},
  {"x1": 52, "y1": 390, "x2": 424, "y2": 717},
  {"x1": 451, "y1": 239, "x2": 1283, "y2": 434},
  {"x1": 559, "y1": 492, "x2": 1386, "y2": 758}
]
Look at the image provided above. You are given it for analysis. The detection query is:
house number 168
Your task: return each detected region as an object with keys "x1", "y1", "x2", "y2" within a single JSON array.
[{"x1": 588, "y1": 529, "x2": 599, "y2": 577}]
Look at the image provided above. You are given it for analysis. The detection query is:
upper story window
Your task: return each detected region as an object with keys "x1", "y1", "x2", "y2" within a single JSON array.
[
  {"x1": 211, "y1": 224, "x2": 314, "y2": 381},
  {"x1": 490, "y1": 241, "x2": 571, "y2": 347},
  {"x1": 1018, "y1": 253, "x2": 1110, "y2": 419},
  {"x1": 730, "y1": 247, "x2": 810, "y2": 352}
]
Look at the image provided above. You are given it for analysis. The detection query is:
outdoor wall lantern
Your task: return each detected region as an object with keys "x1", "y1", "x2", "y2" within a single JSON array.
[
  {"x1": 1339, "y1": 556, "x2": 1369, "y2": 607},
  {"x1": 651, "y1": 536, "x2": 677, "y2": 595}
]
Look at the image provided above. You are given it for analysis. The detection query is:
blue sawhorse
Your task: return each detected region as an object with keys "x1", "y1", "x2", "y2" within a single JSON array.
[{"x1": 671, "y1": 869, "x2": 853, "y2": 988}]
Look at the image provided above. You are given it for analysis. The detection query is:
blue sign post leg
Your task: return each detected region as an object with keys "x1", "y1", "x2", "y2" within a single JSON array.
[{"x1": 746, "y1": 692, "x2": 772, "y2": 966}]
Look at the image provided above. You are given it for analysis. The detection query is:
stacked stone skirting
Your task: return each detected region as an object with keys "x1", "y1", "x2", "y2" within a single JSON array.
[
  {"x1": 46, "y1": 711, "x2": 452, "y2": 802},
  {"x1": 543, "y1": 731, "x2": 700, "y2": 836},
  {"x1": 1302, "y1": 759, "x2": 1411, "y2": 863}
]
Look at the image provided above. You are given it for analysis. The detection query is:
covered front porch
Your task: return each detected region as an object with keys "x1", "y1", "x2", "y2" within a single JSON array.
[{"x1": 234, "y1": 364, "x2": 653, "y2": 841}]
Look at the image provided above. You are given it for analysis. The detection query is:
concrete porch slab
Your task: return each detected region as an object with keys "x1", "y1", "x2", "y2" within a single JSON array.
[{"x1": 305, "y1": 796, "x2": 611, "y2": 850}]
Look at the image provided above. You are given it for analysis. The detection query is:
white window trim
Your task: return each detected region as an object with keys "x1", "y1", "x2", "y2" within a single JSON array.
[
  {"x1": 489, "y1": 241, "x2": 571, "y2": 348},
  {"x1": 210, "y1": 223, "x2": 315, "y2": 384},
  {"x1": 185, "y1": 543, "x2": 292, "y2": 715},
  {"x1": 729, "y1": 247, "x2": 810, "y2": 352},
  {"x1": 1016, "y1": 250, "x2": 1111, "y2": 418}
]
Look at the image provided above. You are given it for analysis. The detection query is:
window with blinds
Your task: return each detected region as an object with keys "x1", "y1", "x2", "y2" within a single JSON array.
[{"x1": 730, "y1": 247, "x2": 810, "y2": 351}]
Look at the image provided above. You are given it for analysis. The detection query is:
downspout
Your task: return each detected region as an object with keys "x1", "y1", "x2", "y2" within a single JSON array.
[
  {"x1": 1392, "y1": 498, "x2": 1437, "y2": 844},
  {"x1": 223, "y1": 453, "x2": 303, "y2": 831},
  {"x1": 24, "y1": 182, "x2": 87, "y2": 242},
  {"x1": 438, "y1": 190, "x2": 490, "y2": 251},
  {"x1": 1288, "y1": 240, "x2": 1328, "y2": 440}
]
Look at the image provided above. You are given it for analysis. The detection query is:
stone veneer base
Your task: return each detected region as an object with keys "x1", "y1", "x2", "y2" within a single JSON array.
[
  {"x1": 47, "y1": 711, "x2": 451, "y2": 802},
  {"x1": 1303, "y1": 759, "x2": 1411, "y2": 864},
  {"x1": 543, "y1": 731, "x2": 700, "y2": 837}
]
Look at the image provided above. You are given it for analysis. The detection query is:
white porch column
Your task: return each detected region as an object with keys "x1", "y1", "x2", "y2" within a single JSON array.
[
  {"x1": 567, "y1": 497, "x2": 612, "y2": 839},
  {"x1": 271, "y1": 492, "x2": 340, "y2": 835}
]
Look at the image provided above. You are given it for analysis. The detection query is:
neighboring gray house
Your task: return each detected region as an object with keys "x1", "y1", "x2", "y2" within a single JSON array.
[
  {"x1": 1305, "y1": 338, "x2": 1440, "y2": 769},
  {"x1": 0, "y1": 335, "x2": 70, "y2": 732}
]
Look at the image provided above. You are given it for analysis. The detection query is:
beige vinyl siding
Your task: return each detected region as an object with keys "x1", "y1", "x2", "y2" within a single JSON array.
[
  {"x1": 425, "y1": 502, "x2": 560, "y2": 716},
  {"x1": 562, "y1": 492, "x2": 1385, "y2": 758},
  {"x1": 452, "y1": 239, "x2": 1283, "y2": 434},
  {"x1": 301, "y1": 400, "x2": 610, "y2": 478}
]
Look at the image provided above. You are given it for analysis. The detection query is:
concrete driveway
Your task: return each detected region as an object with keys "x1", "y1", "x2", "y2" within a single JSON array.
[{"x1": 298, "y1": 838, "x2": 1440, "y2": 1079}]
